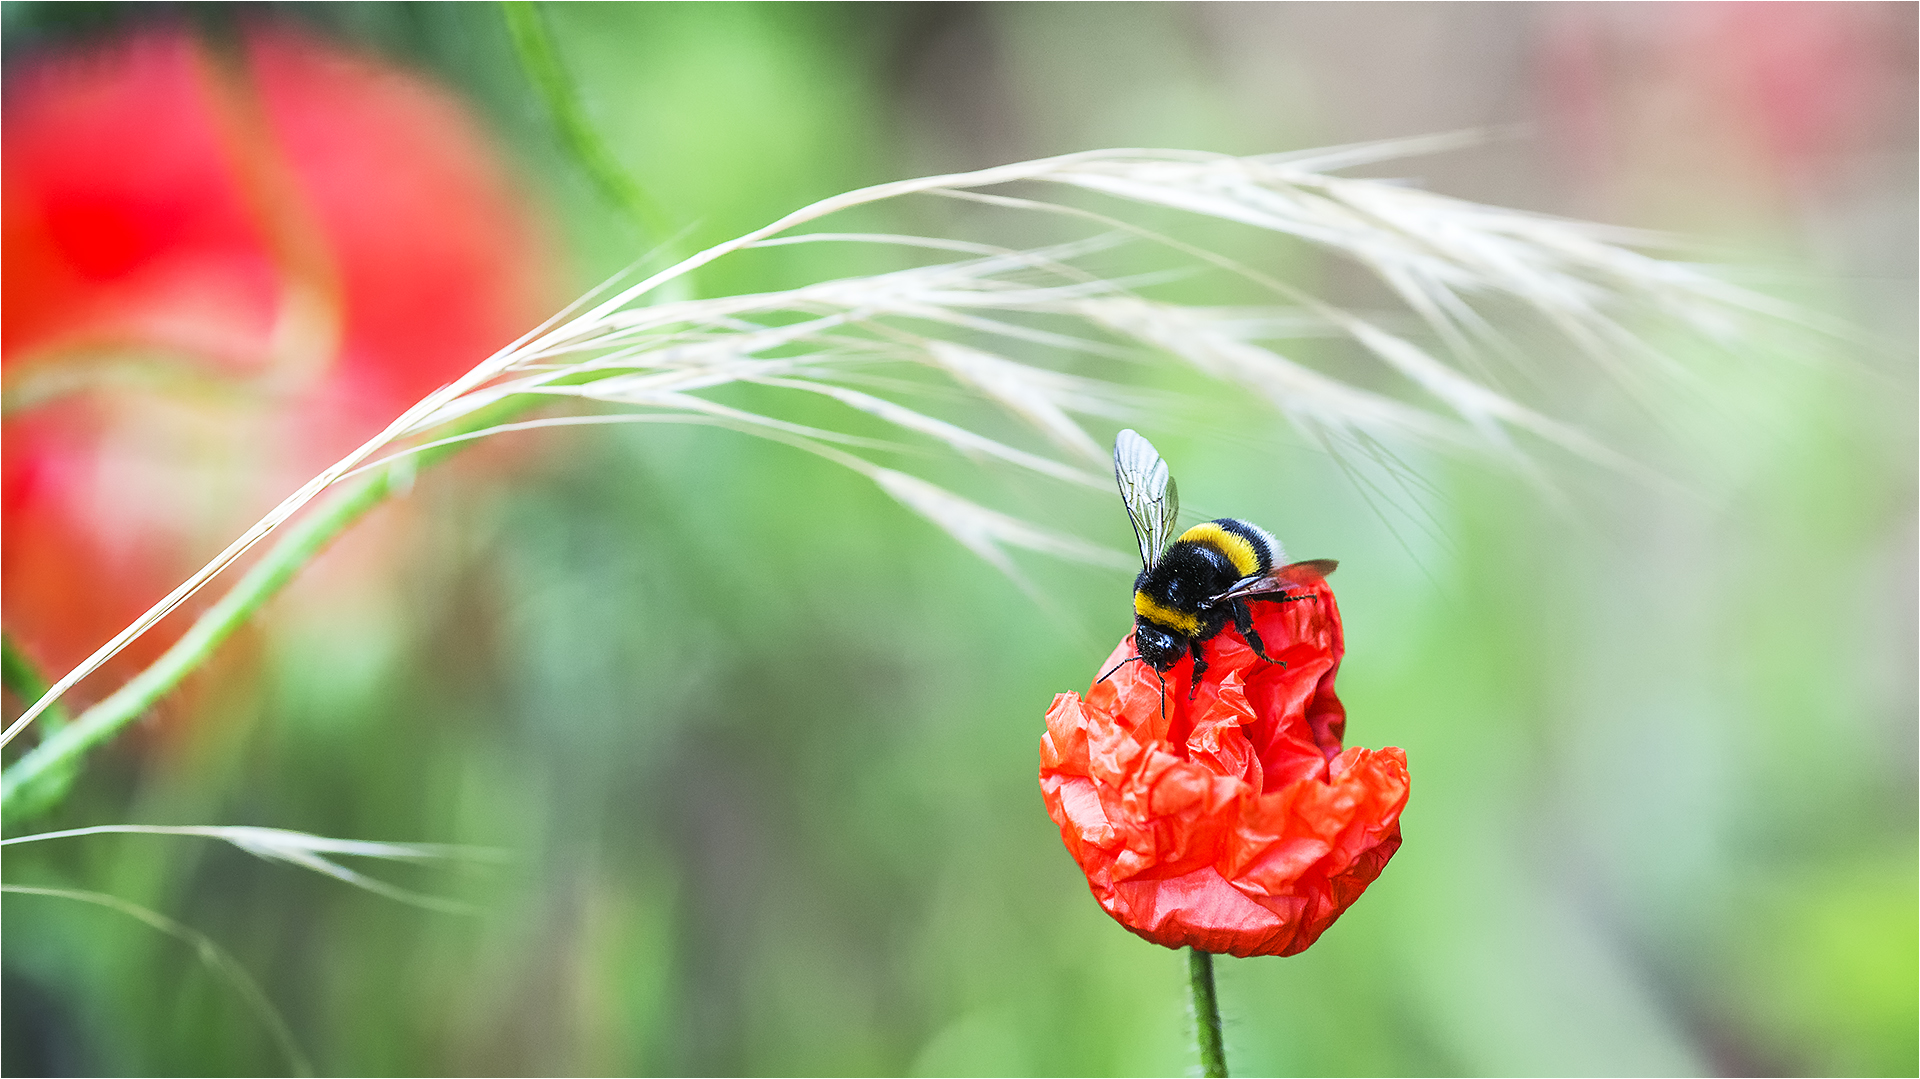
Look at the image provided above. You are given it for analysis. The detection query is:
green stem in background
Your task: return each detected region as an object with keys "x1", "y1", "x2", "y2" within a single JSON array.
[
  {"x1": 3, "y1": 636, "x2": 71, "y2": 734},
  {"x1": 2, "y1": 636, "x2": 77, "y2": 819},
  {"x1": 501, "y1": 0, "x2": 674, "y2": 244},
  {"x1": 0, "y1": 396, "x2": 537, "y2": 829},
  {"x1": 1190, "y1": 947, "x2": 1227, "y2": 1078}
]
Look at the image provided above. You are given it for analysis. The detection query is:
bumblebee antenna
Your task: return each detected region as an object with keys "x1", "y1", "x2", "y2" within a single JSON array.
[
  {"x1": 1097, "y1": 653, "x2": 1147, "y2": 684},
  {"x1": 1095, "y1": 653, "x2": 1167, "y2": 721}
]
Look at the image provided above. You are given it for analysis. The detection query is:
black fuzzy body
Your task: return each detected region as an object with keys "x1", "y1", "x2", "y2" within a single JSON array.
[{"x1": 1130, "y1": 518, "x2": 1278, "y2": 673}]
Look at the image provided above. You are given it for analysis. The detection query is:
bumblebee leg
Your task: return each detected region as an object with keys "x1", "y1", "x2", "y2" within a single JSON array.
[
  {"x1": 1232, "y1": 601, "x2": 1276, "y2": 663},
  {"x1": 1248, "y1": 591, "x2": 1312, "y2": 605},
  {"x1": 1234, "y1": 603, "x2": 1287, "y2": 668},
  {"x1": 1187, "y1": 637, "x2": 1208, "y2": 699}
]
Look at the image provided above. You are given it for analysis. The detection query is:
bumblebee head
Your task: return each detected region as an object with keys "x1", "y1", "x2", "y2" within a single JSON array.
[{"x1": 1134, "y1": 622, "x2": 1181, "y2": 671}]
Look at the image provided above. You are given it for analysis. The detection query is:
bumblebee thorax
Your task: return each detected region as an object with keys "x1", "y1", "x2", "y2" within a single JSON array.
[{"x1": 1138, "y1": 542, "x2": 1234, "y2": 607}]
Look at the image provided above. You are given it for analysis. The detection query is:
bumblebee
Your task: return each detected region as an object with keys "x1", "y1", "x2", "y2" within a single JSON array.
[{"x1": 1112, "y1": 429, "x2": 1335, "y2": 692}]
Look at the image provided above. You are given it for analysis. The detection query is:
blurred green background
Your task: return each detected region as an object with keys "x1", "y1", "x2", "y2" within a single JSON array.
[{"x1": 3, "y1": 3, "x2": 1913, "y2": 1076}]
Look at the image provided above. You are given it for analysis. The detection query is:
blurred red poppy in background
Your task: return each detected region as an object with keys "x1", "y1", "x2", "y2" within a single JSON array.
[
  {"x1": 2, "y1": 24, "x2": 557, "y2": 710},
  {"x1": 1039, "y1": 579, "x2": 1408, "y2": 958}
]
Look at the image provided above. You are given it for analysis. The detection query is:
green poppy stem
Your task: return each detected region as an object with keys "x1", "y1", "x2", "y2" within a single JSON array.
[{"x1": 1189, "y1": 946, "x2": 1227, "y2": 1077}]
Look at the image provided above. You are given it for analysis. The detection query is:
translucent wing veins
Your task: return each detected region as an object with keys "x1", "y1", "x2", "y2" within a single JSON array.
[{"x1": 1113, "y1": 429, "x2": 1179, "y2": 569}]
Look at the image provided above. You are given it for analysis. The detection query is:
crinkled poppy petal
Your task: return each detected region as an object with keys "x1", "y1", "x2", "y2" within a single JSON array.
[{"x1": 1039, "y1": 577, "x2": 1408, "y2": 957}]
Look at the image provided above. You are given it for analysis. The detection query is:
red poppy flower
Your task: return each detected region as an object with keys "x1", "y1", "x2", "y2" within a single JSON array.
[{"x1": 1039, "y1": 577, "x2": 1408, "y2": 957}]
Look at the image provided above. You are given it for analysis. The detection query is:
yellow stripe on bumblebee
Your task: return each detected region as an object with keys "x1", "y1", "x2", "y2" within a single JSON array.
[
  {"x1": 1176, "y1": 522, "x2": 1263, "y2": 578},
  {"x1": 1133, "y1": 592, "x2": 1203, "y2": 635}
]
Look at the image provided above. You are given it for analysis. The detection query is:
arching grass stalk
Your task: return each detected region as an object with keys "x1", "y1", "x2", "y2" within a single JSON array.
[
  {"x1": 3, "y1": 824, "x2": 504, "y2": 911},
  {"x1": 2, "y1": 884, "x2": 312, "y2": 1076},
  {"x1": 2, "y1": 141, "x2": 1799, "y2": 821}
]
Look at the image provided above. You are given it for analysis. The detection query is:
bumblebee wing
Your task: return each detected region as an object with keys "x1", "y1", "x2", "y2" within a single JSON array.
[
  {"x1": 1113, "y1": 429, "x2": 1180, "y2": 569},
  {"x1": 1208, "y1": 559, "x2": 1338, "y2": 604}
]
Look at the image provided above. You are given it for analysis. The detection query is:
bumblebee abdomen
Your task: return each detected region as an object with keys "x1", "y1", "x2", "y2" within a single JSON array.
[{"x1": 1174, "y1": 518, "x2": 1280, "y2": 578}]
